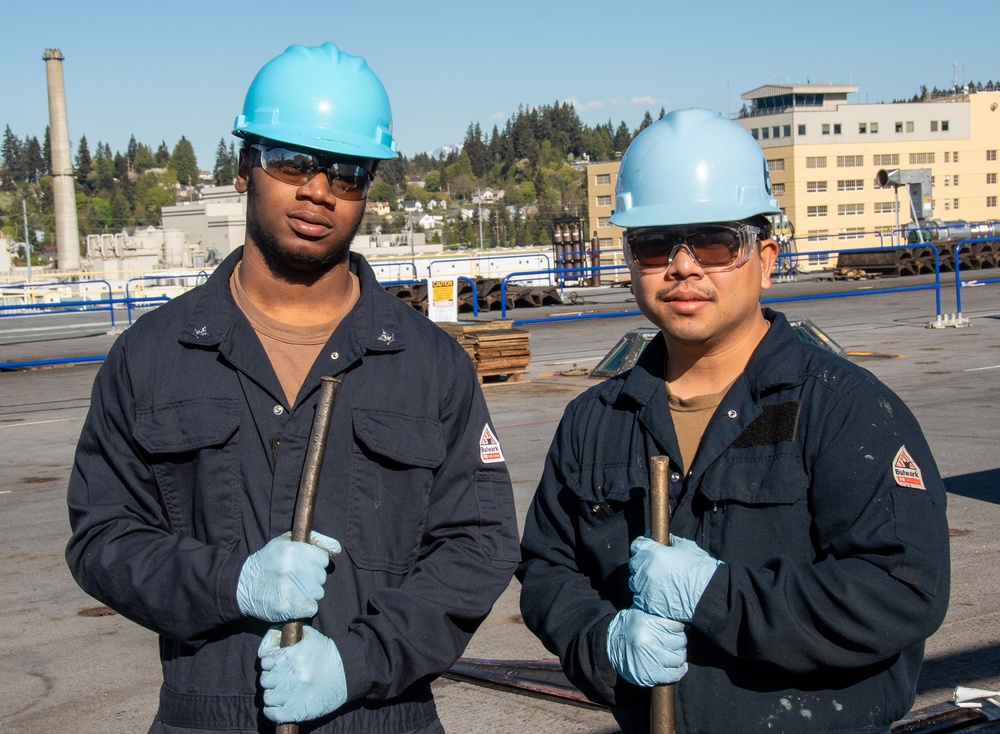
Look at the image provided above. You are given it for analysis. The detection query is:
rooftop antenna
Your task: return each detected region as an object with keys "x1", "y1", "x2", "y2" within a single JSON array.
[{"x1": 952, "y1": 61, "x2": 958, "y2": 92}]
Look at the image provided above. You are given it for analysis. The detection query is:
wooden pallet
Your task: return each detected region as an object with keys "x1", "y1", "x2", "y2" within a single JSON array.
[{"x1": 438, "y1": 321, "x2": 530, "y2": 383}]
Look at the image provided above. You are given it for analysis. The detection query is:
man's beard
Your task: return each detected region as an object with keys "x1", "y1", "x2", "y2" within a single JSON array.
[{"x1": 245, "y1": 175, "x2": 363, "y2": 280}]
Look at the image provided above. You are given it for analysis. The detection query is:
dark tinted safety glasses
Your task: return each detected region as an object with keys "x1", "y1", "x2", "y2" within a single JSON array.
[
  {"x1": 624, "y1": 224, "x2": 762, "y2": 273},
  {"x1": 252, "y1": 144, "x2": 373, "y2": 200}
]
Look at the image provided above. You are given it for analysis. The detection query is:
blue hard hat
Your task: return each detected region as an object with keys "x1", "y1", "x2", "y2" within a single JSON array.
[
  {"x1": 233, "y1": 42, "x2": 396, "y2": 160},
  {"x1": 609, "y1": 108, "x2": 780, "y2": 229}
]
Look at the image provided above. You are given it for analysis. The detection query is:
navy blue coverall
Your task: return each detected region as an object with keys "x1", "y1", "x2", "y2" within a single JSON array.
[
  {"x1": 518, "y1": 310, "x2": 949, "y2": 734},
  {"x1": 66, "y1": 249, "x2": 520, "y2": 733}
]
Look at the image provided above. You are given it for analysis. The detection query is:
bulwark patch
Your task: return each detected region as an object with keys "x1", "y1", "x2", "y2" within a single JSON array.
[
  {"x1": 479, "y1": 424, "x2": 505, "y2": 464},
  {"x1": 892, "y1": 445, "x2": 926, "y2": 490}
]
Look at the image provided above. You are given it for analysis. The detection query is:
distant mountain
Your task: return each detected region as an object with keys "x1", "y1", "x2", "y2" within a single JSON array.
[{"x1": 429, "y1": 143, "x2": 462, "y2": 159}]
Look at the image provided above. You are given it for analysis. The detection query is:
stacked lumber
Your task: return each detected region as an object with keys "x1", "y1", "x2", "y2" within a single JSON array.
[{"x1": 438, "y1": 321, "x2": 531, "y2": 383}]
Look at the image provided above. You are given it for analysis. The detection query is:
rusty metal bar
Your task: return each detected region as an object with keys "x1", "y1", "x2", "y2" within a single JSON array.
[
  {"x1": 277, "y1": 376, "x2": 341, "y2": 734},
  {"x1": 649, "y1": 455, "x2": 676, "y2": 734}
]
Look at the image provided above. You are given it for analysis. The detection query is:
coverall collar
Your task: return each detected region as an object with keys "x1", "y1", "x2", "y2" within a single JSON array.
[{"x1": 177, "y1": 247, "x2": 406, "y2": 357}]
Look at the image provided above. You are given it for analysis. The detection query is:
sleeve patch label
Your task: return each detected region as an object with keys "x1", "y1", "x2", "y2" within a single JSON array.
[
  {"x1": 892, "y1": 445, "x2": 926, "y2": 490},
  {"x1": 479, "y1": 424, "x2": 505, "y2": 464}
]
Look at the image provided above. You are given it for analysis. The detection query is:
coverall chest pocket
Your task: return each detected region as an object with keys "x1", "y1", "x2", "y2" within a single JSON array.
[
  {"x1": 697, "y1": 447, "x2": 811, "y2": 563},
  {"x1": 347, "y1": 408, "x2": 445, "y2": 574},
  {"x1": 132, "y1": 398, "x2": 242, "y2": 549}
]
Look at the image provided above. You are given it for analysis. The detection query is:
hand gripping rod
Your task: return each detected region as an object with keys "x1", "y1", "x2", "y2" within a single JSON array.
[
  {"x1": 649, "y1": 455, "x2": 676, "y2": 734},
  {"x1": 277, "y1": 376, "x2": 341, "y2": 734}
]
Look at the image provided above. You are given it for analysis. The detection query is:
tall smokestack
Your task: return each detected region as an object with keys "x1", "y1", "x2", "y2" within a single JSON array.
[{"x1": 43, "y1": 48, "x2": 81, "y2": 272}]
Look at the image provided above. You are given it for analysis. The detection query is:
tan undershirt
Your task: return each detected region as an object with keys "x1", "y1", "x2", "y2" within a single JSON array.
[
  {"x1": 230, "y1": 262, "x2": 359, "y2": 406},
  {"x1": 667, "y1": 380, "x2": 734, "y2": 474}
]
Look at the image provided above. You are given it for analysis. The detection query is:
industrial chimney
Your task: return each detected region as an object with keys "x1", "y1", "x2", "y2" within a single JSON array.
[{"x1": 43, "y1": 48, "x2": 81, "y2": 272}]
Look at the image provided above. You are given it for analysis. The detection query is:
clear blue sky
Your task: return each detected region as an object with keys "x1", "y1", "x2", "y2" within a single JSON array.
[{"x1": 4, "y1": 0, "x2": 995, "y2": 171}]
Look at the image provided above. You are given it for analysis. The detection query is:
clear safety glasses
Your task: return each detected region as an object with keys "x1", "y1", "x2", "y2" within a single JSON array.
[
  {"x1": 623, "y1": 224, "x2": 763, "y2": 273},
  {"x1": 251, "y1": 143, "x2": 374, "y2": 201}
]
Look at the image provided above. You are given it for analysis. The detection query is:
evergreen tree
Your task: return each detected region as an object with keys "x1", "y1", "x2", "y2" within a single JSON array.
[
  {"x1": 23, "y1": 136, "x2": 44, "y2": 183},
  {"x1": 134, "y1": 143, "x2": 155, "y2": 171},
  {"x1": 612, "y1": 121, "x2": 632, "y2": 154},
  {"x1": 75, "y1": 135, "x2": 93, "y2": 186},
  {"x1": 155, "y1": 141, "x2": 170, "y2": 167},
  {"x1": 378, "y1": 154, "x2": 405, "y2": 190},
  {"x1": 212, "y1": 137, "x2": 236, "y2": 185},
  {"x1": 168, "y1": 136, "x2": 199, "y2": 185},
  {"x1": 2, "y1": 125, "x2": 24, "y2": 189},
  {"x1": 43, "y1": 126, "x2": 52, "y2": 173},
  {"x1": 127, "y1": 135, "x2": 139, "y2": 171},
  {"x1": 637, "y1": 111, "x2": 655, "y2": 134},
  {"x1": 93, "y1": 142, "x2": 115, "y2": 191},
  {"x1": 463, "y1": 123, "x2": 489, "y2": 179}
]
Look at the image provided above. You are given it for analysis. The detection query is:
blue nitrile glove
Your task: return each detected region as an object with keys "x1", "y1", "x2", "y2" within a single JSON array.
[
  {"x1": 607, "y1": 607, "x2": 688, "y2": 687},
  {"x1": 629, "y1": 535, "x2": 722, "y2": 623},
  {"x1": 258, "y1": 625, "x2": 348, "y2": 723},
  {"x1": 237, "y1": 531, "x2": 341, "y2": 622}
]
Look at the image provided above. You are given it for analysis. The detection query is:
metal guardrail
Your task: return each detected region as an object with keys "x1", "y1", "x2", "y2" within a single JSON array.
[
  {"x1": 0, "y1": 279, "x2": 117, "y2": 328},
  {"x1": 775, "y1": 244, "x2": 944, "y2": 316}
]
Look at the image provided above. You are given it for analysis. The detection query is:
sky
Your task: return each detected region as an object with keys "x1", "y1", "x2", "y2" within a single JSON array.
[{"x1": 3, "y1": 0, "x2": 996, "y2": 172}]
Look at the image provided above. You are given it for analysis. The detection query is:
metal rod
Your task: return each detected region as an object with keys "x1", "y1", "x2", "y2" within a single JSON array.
[
  {"x1": 648, "y1": 455, "x2": 676, "y2": 734},
  {"x1": 277, "y1": 376, "x2": 341, "y2": 734}
]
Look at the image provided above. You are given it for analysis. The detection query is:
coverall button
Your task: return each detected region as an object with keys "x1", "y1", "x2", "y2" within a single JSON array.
[
  {"x1": 330, "y1": 352, "x2": 340, "y2": 360},
  {"x1": 727, "y1": 409, "x2": 738, "y2": 418},
  {"x1": 273, "y1": 405, "x2": 284, "y2": 415},
  {"x1": 671, "y1": 472, "x2": 681, "y2": 482}
]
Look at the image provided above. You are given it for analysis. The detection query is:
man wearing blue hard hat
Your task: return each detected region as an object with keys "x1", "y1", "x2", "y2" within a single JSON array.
[
  {"x1": 66, "y1": 43, "x2": 519, "y2": 733},
  {"x1": 518, "y1": 109, "x2": 949, "y2": 733}
]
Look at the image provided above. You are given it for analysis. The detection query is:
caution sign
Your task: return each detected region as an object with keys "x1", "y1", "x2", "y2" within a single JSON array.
[
  {"x1": 479, "y1": 424, "x2": 505, "y2": 464},
  {"x1": 427, "y1": 277, "x2": 458, "y2": 323},
  {"x1": 892, "y1": 445, "x2": 926, "y2": 490}
]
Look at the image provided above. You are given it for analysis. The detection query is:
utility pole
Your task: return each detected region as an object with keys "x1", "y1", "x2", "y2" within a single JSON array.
[
  {"x1": 22, "y1": 198, "x2": 33, "y2": 282},
  {"x1": 476, "y1": 189, "x2": 484, "y2": 249}
]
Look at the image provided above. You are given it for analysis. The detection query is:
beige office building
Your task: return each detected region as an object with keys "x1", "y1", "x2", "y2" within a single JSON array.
[{"x1": 587, "y1": 84, "x2": 1000, "y2": 269}]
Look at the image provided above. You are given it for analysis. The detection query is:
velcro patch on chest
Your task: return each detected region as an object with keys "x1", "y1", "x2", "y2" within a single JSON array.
[
  {"x1": 479, "y1": 424, "x2": 505, "y2": 464},
  {"x1": 729, "y1": 402, "x2": 802, "y2": 448},
  {"x1": 892, "y1": 445, "x2": 926, "y2": 490}
]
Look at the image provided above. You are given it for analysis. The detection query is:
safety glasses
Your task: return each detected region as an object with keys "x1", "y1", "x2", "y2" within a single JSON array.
[
  {"x1": 623, "y1": 224, "x2": 762, "y2": 273},
  {"x1": 251, "y1": 143, "x2": 374, "y2": 200}
]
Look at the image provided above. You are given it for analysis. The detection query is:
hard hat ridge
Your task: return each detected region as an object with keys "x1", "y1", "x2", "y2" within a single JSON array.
[{"x1": 233, "y1": 42, "x2": 397, "y2": 160}]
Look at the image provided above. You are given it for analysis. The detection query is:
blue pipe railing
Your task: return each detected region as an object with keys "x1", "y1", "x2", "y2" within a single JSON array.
[
  {"x1": 0, "y1": 279, "x2": 116, "y2": 328},
  {"x1": 953, "y1": 236, "x2": 1000, "y2": 316},
  {"x1": 775, "y1": 245, "x2": 943, "y2": 316}
]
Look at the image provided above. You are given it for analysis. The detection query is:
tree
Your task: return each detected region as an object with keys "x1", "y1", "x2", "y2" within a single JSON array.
[
  {"x1": 638, "y1": 111, "x2": 654, "y2": 133},
  {"x1": 23, "y1": 137, "x2": 44, "y2": 183},
  {"x1": 75, "y1": 135, "x2": 93, "y2": 188},
  {"x1": 168, "y1": 136, "x2": 199, "y2": 186},
  {"x1": 612, "y1": 121, "x2": 632, "y2": 155},
  {"x1": 423, "y1": 170, "x2": 440, "y2": 193},
  {"x1": 134, "y1": 143, "x2": 155, "y2": 171},
  {"x1": 369, "y1": 181, "x2": 397, "y2": 208},
  {"x1": 2, "y1": 125, "x2": 24, "y2": 189},
  {"x1": 212, "y1": 137, "x2": 236, "y2": 186},
  {"x1": 463, "y1": 123, "x2": 489, "y2": 179},
  {"x1": 93, "y1": 142, "x2": 115, "y2": 192},
  {"x1": 127, "y1": 135, "x2": 139, "y2": 172},
  {"x1": 377, "y1": 154, "x2": 405, "y2": 190},
  {"x1": 155, "y1": 141, "x2": 170, "y2": 167},
  {"x1": 43, "y1": 126, "x2": 52, "y2": 173}
]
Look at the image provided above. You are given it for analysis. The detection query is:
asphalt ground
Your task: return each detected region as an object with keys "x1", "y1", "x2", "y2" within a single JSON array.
[{"x1": 1, "y1": 271, "x2": 999, "y2": 733}]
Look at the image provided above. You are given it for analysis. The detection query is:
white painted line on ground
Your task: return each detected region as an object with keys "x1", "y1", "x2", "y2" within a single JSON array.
[
  {"x1": 965, "y1": 364, "x2": 1000, "y2": 372},
  {"x1": 0, "y1": 417, "x2": 82, "y2": 429}
]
